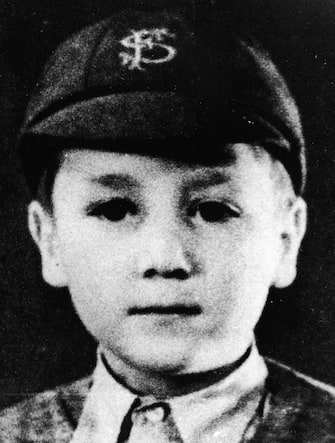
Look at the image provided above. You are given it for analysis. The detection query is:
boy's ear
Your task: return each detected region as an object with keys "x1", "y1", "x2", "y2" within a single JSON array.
[
  {"x1": 28, "y1": 201, "x2": 68, "y2": 288},
  {"x1": 273, "y1": 197, "x2": 307, "y2": 289}
]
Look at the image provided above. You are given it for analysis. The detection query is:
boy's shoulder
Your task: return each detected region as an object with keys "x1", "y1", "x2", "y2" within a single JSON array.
[
  {"x1": 251, "y1": 358, "x2": 335, "y2": 441},
  {"x1": 266, "y1": 357, "x2": 335, "y2": 414},
  {"x1": 0, "y1": 375, "x2": 92, "y2": 442},
  {"x1": 0, "y1": 360, "x2": 335, "y2": 442}
]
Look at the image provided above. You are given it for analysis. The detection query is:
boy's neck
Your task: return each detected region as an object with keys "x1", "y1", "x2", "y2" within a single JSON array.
[{"x1": 101, "y1": 346, "x2": 252, "y2": 398}]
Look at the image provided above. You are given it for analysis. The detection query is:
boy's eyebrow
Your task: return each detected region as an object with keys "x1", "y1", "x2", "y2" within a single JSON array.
[
  {"x1": 90, "y1": 173, "x2": 139, "y2": 190},
  {"x1": 89, "y1": 170, "x2": 230, "y2": 190},
  {"x1": 184, "y1": 170, "x2": 230, "y2": 190}
]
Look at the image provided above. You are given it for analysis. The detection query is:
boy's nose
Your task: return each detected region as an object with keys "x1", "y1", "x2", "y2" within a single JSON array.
[{"x1": 137, "y1": 223, "x2": 197, "y2": 280}]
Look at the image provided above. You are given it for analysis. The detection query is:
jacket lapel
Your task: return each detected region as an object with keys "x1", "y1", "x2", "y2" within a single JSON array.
[{"x1": 56, "y1": 375, "x2": 93, "y2": 439}]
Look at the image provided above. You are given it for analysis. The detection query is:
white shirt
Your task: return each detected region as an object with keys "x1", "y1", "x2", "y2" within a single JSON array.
[{"x1": 71, "y1": 344, "x2": 268, "y2": 443}]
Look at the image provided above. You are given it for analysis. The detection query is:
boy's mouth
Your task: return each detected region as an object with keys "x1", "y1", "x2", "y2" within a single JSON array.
[{"x1": 128, "y1": 304, "x2": 202, "y2": 316}]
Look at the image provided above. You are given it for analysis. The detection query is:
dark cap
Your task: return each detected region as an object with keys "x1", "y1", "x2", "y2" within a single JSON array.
[{"x1": 19, "y1": 7, "x2": 306, "y2": 194}]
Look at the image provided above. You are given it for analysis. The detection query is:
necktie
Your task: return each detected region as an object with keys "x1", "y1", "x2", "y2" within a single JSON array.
[{"x1": 120, "y1": 399, "x2": 183, "y2": 443}]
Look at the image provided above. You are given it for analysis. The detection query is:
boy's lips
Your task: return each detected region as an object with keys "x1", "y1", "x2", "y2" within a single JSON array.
[{"x1": 128, "y1": 304, "x2": 202, "y2": 316}]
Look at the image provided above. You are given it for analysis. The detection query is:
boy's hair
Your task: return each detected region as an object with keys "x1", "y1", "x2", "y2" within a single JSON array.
[
  {"x1": 22, "y1": 135, "x2": 63, "y2": 211},
  {"x1": 18, "y1": 7, "x2": 306, "y2": 197}
]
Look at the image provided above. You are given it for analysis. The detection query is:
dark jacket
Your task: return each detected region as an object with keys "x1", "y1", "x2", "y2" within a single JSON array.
[{"x1": 1, "y1": 359, "x2": 335, "y2": 442}]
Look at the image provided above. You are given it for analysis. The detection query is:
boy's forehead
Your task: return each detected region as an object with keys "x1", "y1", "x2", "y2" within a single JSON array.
[
  {"x1": 62, "y1": 143, "x2": 237, "y2": 168},
  {"x1": 54, "y1": 146, "x2": 283, "y2": 213},
  {"x1": 59, "y1": 143, "x2": 270, "y2": 184}
]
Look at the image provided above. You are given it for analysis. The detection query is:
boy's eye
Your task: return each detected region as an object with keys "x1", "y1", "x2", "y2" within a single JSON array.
[
  {"x1": 88, "y1": 198, "x2": 138, "y2": 221},
  {"x1": 188, "y1": 201, "x2": 239, "y2": 223}
]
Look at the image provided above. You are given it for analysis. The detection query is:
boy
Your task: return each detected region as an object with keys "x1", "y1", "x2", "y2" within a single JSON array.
[{"x1": 1, "y1": 5, "x2": 335, "y2": 442}]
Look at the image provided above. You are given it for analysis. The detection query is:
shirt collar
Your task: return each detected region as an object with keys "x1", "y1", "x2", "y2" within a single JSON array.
[
  {"x1": 71, "y1": 342, "x2": 267, "y2": 443},
  {"x1": 168, "y1": 344, "x2": 267, "y2": 441}
]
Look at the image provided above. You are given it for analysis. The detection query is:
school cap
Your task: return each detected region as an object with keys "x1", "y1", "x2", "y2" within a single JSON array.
[{"x1": 19, "y1": 7, "x2": 306, "y2": 194}]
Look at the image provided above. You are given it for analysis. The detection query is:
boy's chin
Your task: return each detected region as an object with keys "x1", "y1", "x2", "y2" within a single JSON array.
[
  {"x1": 100, "y1": 327, "x2": 255, "y2": 378},
  {"x1": 100, "y1": 334, "x2": 198, "y2": 377},
  {"x1": 121, "y1": 336, "x2": 194, "y2": 375}
]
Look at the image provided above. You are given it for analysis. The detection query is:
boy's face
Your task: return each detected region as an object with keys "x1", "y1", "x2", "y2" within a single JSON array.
[{"x1": 29, "y1": 144, "x2": 306, "y2": 375}]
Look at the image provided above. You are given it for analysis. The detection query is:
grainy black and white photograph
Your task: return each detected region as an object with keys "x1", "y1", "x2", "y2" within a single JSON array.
[{"x1": 0, "y1": 0, "x2": 335, "y2": 441}]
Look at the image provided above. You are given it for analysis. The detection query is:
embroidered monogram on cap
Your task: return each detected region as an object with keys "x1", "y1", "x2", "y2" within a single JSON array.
[{"x1": 120, "y1": 28, "x2": 176, "y2": 70}]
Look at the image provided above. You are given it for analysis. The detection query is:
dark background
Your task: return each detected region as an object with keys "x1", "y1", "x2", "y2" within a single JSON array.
[{"x1": 1, "y1": 0, "x2": 335, "y2": 406}]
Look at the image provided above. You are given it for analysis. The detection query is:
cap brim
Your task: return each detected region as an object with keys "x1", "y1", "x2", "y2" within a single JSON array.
[{"x1": 25, "y1": 92, "x2": 199, "y2": 141}]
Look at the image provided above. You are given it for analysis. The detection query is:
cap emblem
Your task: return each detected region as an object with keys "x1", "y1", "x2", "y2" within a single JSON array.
[{"x1": 119, "y1": 28, "x2": 177, "y2": 70}]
